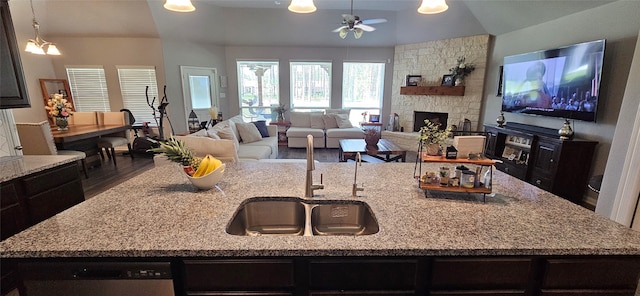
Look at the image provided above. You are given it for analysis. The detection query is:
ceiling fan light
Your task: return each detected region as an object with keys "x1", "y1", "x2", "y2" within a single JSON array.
[
  {"x1": 164, "y1": 0, "x2": 196, "y2": 12},
  {"x1": 339, "y1": 28, "x2": 348, "y2": 39},
  {"x1": 288, "y1": 0, "x2": 316, "y2": 13},
  {"x1": 354, "y1": 28, "x2": 363, "y2": 39},
  {"x1": 46, "y1": 44, "x2": 61, "y2": 55},
  {"x1": 418, "y1": 0, "x2": 448, "y2": 14}
]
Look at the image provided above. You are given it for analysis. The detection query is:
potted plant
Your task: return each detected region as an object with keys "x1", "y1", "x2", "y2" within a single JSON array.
[
  {"x1": 274, "y1": 104, "x2": 288, "y2": 122},
  {"x1": 417, "y1": 120, "x2": 452, "y2": 156},
  {"x1": 364, "y1": 128, "x2": 380, "y2": 147}
]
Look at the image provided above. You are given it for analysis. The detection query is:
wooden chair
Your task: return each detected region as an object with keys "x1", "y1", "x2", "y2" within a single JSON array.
[
  {"x1": 69, "y1": 111, "x2": 98, "y2": 125},
  {"x1": 15, "y1": 121, "x2": 89, "y2": 178},
  {"x1": 97, "y1": 111, "x2": 133, "y2": 166}
]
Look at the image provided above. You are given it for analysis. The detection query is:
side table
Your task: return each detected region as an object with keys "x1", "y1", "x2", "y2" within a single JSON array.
[{"x1": 269, "y1": 121, "x2": 291, "y2": 146}]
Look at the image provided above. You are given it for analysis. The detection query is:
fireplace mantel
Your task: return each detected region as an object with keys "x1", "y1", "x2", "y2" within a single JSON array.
[{"x1": 400, "y1": 86, "x2": 465, "y2": 96}]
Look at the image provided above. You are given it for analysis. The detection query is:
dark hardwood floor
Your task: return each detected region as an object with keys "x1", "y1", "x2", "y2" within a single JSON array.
[{"x1": 81, "y1": 146, "x2": 417, "y2": 199}]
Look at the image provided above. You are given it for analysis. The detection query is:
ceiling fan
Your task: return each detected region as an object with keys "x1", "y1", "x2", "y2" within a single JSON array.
[{"x1": 332, "y1": 0, "x2": 387, "y2": 39}]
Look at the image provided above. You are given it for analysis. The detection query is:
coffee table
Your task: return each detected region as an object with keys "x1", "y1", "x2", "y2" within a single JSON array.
[{"x1": 339, "y1": 139, "x2": 407, "y2": 162}]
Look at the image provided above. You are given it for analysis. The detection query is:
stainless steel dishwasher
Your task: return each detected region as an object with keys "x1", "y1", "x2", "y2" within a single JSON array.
[{"x1": 19, "y1": 261, "x2": 175, "y2": 296}]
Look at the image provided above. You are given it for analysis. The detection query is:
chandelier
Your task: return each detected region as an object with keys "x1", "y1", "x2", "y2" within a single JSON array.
[{"x1": 24, "y1": 0, "x2": 60, "y2": 55}]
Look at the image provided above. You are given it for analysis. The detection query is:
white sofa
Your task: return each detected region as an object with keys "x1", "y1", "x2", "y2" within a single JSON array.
[
  {"x1": 286, "y1": 110, "x2": 364, "y2": 148},
  {"x1": 174, "y1": 115, "x2": 278, "y2": 162}
]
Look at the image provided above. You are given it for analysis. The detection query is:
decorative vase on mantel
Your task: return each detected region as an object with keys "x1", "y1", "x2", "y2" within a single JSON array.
[
  {"x1": 55, "y1": 116, "x2": 69, "y2": 131},
  {"x1": 454, "y1": 77, "x2": 463, "y2": 86}
]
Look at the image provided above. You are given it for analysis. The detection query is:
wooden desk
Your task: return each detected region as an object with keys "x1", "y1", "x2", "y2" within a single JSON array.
[{"x1": 52, "y1": 124, "x2": 130, "y2": 167}]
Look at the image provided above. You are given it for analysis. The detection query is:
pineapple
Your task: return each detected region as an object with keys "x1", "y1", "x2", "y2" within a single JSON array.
[{"x1": 149, "y1": 138, "x2": 201, "y2": 173}]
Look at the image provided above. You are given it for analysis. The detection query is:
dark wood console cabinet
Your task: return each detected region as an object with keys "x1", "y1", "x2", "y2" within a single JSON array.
[{"x1": 484, "y1": 123, "x2": 597, "y2": 204}]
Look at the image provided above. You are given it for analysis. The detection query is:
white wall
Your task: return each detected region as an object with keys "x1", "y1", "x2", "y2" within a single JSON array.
[
  {"x1": 596, "y1": 27, "x2": 640, "y2": 221},
  {"x1": 482, "y1": 0, "x2": 640, "y2": 207},
  {"x1": 160, "y1": 40, "x2": 226, "y2": 134}
]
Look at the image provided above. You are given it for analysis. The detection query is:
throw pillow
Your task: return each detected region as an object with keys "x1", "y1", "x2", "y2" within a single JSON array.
[
  {"x1": 334, "y1": 113, "x2": 353, "y2": 128},
  {"x1": 215, "y1": 123, "x2": 240, "y2": 151},
  {"x1": 310, "y1": 112, "x2": 325, "y2": 129},
  {"x1": 189, "y1": 129, "x2": 209, "y2": 137},
  {"x1": 237, "y1": 122, "x2": 263, "y2": 143},
  {"x1": 206, "y1": 130, "x2": 221, "y2": 139},
  {"x1": 290, "y1": 112, "x2": 310, "y2": 128},
  {"x1": 323, "y1": 114, "x2": 339, "y2": 129},
  {"x1": 252, "y1": 120, "x2": 270, "y2": 138}
]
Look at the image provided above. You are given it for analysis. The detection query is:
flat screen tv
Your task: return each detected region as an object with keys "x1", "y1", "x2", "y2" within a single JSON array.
[{"x1": 501, "y1": 39, "x2": 605, "y2": 122}]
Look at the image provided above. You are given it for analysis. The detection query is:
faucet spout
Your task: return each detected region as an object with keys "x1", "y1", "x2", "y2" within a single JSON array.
[
  {"x1": 352, "y1": 152, "x2": 364, "y2": 197},
  {"x1": 305, "y1": 135, "x2": 324, "y2": 198}
]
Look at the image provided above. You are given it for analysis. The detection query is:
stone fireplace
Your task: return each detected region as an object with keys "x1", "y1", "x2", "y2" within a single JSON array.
[{"x1": 382, "y1": 34, "x2": 489, "y2": 152}]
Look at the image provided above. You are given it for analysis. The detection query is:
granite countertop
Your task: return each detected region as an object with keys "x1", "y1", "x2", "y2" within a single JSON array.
[
  {"x1": 2, "y1": 161, "x2": 640, "y2": 258},
  {"x1": 0, "y1": 155, "x2": 83, "y2": 183}
]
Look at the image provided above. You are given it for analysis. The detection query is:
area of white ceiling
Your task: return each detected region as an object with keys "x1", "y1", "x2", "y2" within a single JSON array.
[{"x1": 19, "y1": 0, "x2": 618, "y2": 47}]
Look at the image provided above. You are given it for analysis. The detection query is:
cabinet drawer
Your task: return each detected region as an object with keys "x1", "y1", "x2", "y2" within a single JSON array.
[
  {"x1": 495, "y1": 162, "x2": 526, "y2": 180},
  {"x1": 542, "y1": 258, "x2": 640, "y2": 289},
  {"x1": 184, "y1": 259, "x2": 294, "y2": 291},
  {"x1": 430, "y1": 258, "x2": 532, "y2": 290},
  {"x1": 431, "y1": 292, "x2": 525, "y2": 296},
  {"x1": 309, "y1": 259, "x2": 417, "y2": 290},
  {"x1": 540, "y1": 290, "x2": 636, "y2": 296},
  {"x1": 26, "y1": 179, "x2": 85, "y2": 224},
  {"x1": 22, "y1": 163, "x2": 79, "y2": 196},
  {"x1": 529, "y1": 173, "x2": 552, "y2": 191}
]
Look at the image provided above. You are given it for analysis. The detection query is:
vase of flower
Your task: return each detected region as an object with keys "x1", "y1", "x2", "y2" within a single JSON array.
[
  {"x1": 425, "y1": 143, "x2": 441, "y2": 156},
  {"x1": 55, "y1": 116, "x2": 69, "y2": 131},
  {"x1": 364, "y1": 128, "x2": 380, "y2": 147}
]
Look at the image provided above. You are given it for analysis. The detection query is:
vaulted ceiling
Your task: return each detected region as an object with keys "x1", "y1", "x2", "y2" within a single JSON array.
[{"x1": 13, "y1": 0, "x2": 618, "y2": 47}]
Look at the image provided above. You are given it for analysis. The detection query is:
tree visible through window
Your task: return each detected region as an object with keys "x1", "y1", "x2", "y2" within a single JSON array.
[
  {"x1": 290, "y1": 61, "x2": 331, "y2": 110},
  {"x1": 343, "y1": 62, "x2": 385, "y2": 123},
  {"x1": 237, "y1": 61, "x2": 279, "y2": 122}
]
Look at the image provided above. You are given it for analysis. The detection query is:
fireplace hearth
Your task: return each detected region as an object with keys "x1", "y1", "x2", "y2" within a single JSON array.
[{"x1": 413, "y1": 111, "x2": 448, "y2": 132}]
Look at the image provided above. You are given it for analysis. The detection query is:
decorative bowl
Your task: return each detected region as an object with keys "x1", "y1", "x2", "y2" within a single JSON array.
[{"x1": 186, "y1": 164, "x2": 225, "y2": 190}]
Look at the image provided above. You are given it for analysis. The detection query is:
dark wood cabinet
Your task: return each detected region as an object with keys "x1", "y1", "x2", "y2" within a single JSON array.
[
  {"x1": 0, "y1": 162, "x2": 85, "y2": 295},
  {"x1": 0, "y1": 0, "x2": 30, "y2": 109},
  {"x1": 484, "y1": 123, "x2": 597, "y2": 204},
  {"x1": 178, "y1": 256, "x2": 640, "y2": 296}
]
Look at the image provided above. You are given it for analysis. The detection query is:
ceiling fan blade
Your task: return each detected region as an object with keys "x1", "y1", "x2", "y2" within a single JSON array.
[
  {"x1": 356, "y1": 24, "x2": 376, "y2": 32},
  {"x1": 332, "y1": 26, "x2": 348, "y2": 32},
  {"x1": 362, "y1": 18, "x2": 387, "y2": 25}
]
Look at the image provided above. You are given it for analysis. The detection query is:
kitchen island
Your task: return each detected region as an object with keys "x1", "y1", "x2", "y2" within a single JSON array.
[{"x1": 2, "y1": 162, "x2": 640, "y2": 295}]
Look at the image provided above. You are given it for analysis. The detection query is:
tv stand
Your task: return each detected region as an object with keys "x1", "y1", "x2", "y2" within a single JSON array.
[{"x1": 484, "y1": 123, "x2": 597, "y2": 204}]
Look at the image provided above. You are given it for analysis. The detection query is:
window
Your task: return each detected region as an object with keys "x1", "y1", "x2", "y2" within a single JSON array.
[
  {"x1": 117, "y1": 66, "x2": 159, "y2": 126},
  {"x1": 237, "y1": 61, "x2": 279, "y2": 122},
  {"x1": 66, "y1": 66, "x2": 110, "y2": 112},
  {"x1": 342, "y1": 62, "x2": 385, "y2": 124},
  {"x1": 290, "y1": 61, "x2": 331, "y2": 110}
]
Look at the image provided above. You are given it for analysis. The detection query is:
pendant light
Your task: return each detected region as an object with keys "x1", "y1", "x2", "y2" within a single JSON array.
[
  {"x1": 288, "y1": 0, "x2": 316, "y2": 13},
  {"x1": 417, "y1": 0, "x2": 449, "y2": 14},
  {"x1": 25, "y1": 0, "x2": 61, "y2": 55},
  {"x1": 164, "y1": 0, "x2": 196, "y2": 12}
]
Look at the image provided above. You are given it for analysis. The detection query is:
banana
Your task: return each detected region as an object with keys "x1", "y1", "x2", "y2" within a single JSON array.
[
  {"x1": 207, "y1": 156, "x2": 222, "y2": 173},
  {"x1": 192, "y1": 155, "x2": 211, "y2": 178}
]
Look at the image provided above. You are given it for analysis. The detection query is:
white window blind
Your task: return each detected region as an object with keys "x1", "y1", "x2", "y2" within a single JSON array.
[
  {"x1": 117, "y1": 66, "x2": 159, "y2": 126},
  {"x1": 66, "y1": 66, "x2": 110, "y2": 112}
]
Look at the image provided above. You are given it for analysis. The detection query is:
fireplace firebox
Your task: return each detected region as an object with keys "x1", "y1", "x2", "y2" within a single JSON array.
[{"x1": 413, "y1": 111, "x2": 448, "y2": 132}]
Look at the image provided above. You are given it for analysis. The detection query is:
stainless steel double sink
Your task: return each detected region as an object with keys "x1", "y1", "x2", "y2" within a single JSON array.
[{"x1": 226, "y1": 197, "x2": 379, "y2": 236}]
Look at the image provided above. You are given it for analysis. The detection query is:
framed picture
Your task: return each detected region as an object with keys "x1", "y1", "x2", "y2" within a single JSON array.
[
  {"x1": 496, "y1": 65, "x2": 504, "y2": 96},
  {"x1": 406, "y1": 75, "x2": 421, "y2": 86},
  {"x1": 369, "y1": 114, "x2": 380, "y2": 123},
  {"x1": 441, "y1": 74, "x2": 454, "y2": 86}
]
